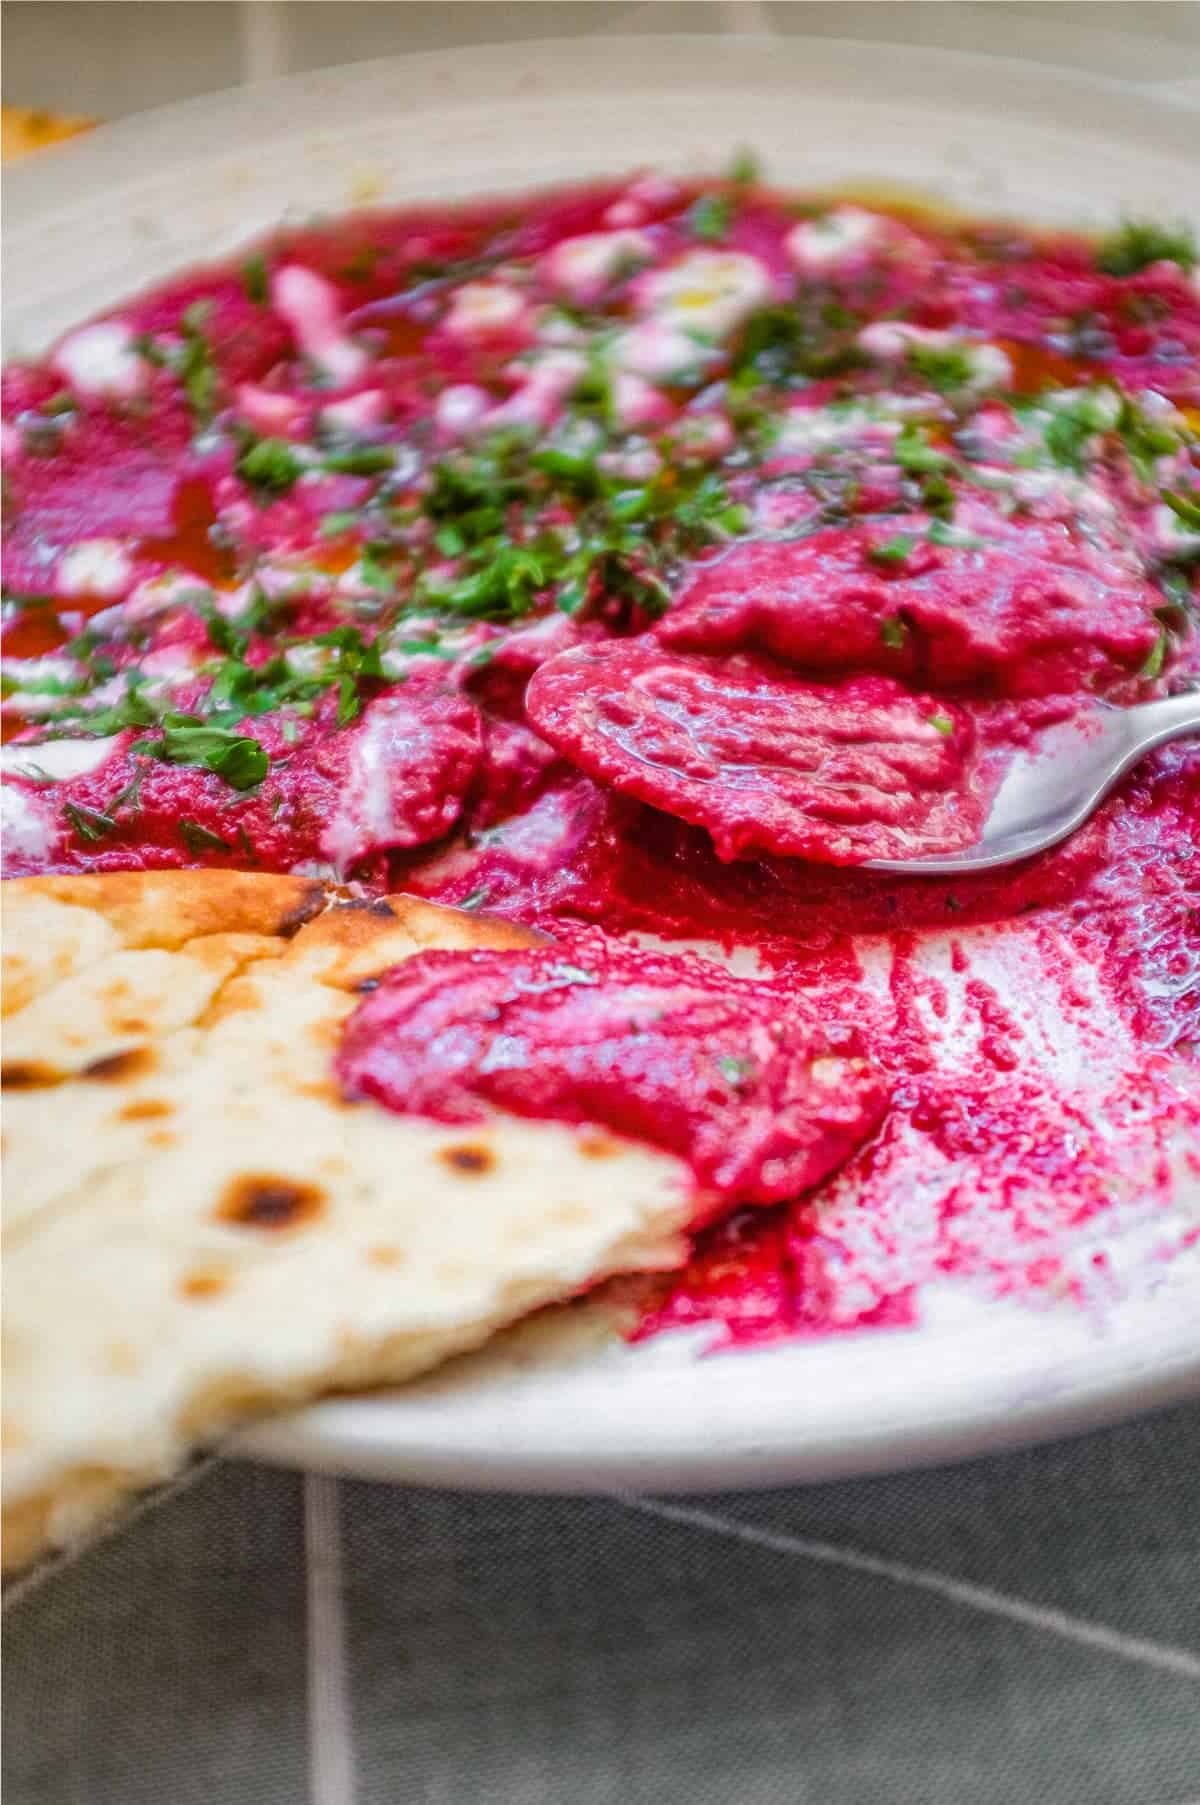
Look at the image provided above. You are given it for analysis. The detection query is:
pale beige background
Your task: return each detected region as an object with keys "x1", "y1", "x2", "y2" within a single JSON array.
[{"x1": 4, "y1": 1, "x2": 1199, "y2": 121}]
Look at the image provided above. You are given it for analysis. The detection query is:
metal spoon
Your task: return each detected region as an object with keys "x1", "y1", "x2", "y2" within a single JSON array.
[{"x1": 865, "y1": 688, "x2": 1200, "y2": 876}]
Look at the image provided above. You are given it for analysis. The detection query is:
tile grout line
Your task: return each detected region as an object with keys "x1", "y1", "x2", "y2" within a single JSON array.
[
  {"x1": 2, "y1": 1454, "x2": 223, "y2": 1613},
  {"x1": 615, "y1": 1494, "x2": 1200, "y2": 1683},
  {"x1": 305, "y1": 1473, "x2": 358, "y2": 1805}
]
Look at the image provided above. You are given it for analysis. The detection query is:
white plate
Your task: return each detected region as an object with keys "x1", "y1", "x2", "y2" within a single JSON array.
[{"x1": 6, "y1": 37, "x2": 1199, "y2": 1490}]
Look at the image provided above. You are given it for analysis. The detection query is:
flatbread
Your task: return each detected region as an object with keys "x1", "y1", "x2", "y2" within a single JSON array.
[{"x1": 1, "y1": 873, "x2": 693, "y2": 1572}]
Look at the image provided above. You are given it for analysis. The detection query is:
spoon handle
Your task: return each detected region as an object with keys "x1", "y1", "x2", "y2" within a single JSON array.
[{"x1": 1133, "y1": 687, "x2": 1200, "y2": 756}]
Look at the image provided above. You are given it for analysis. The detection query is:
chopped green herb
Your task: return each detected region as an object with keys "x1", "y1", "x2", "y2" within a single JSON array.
[
  {"x1": 1116, "y1": 399, "x2": 1178, "y2": 482},
  {"x1": 176, "y1": 302, "x2": 218, "y2": 423},
  {"x1": 821, "y1": 300, "x2": 857, "y2": 332},
  {"x1": 130, "y1": 332, "x2": 169, "y2": 370},
  {"x1": 357, "y1": 544, "x2": 398, "y2": 595},
  {"x1": 205, "y1": 656, "x2": 266, "y2": 714},
  {"x1": 199, "y1": 586, "x2": 273, "y2": 660},
  {"x1": 241, "y1": 254, "x2": 270, "y2": 305},
  {"x1": 317, "y1": 623, "x2": 385, "y2": 682},
  {"x1": 893, "y1": 427, "x2": 952, "y2": 475},
  {"x1": 194, "y1": 624, "x2": 384, "y2": 731},
  {"x1": 425, "y1": 439, "x2": 528, "y2": 543},
  {"x1": 1163, "y1": 488, "x2": 1200, "y2": 532},
  {"x1": 732, "y1": 307, "x2": 803, "y2": 383},
  {"x1": 669, "y1": 471, "x2": 750, "y2": 545},
  {"x1": 419, "y1": 544, "x2": 549, "y2": 619},
  {"x1": 569, "y1": 360, "x2": 615, "y2": 421},
  {"x1": 63, "y1": 800, "x2": 116, "y2": 843},
  {"x1": 0, "y1": 757, "x2": 57, "y2": 785},
  {"x1": 609, "y1": 487, "x2": 652, "y2": 524},
  {"x1": 926, "y1": 519, "x2": 986, "y2": 549},
  {"x1": 929, "y1": 713, "x2": 955, "y2": 737},
  {"x1": 1138, "y1": 630, "x2": 1169, "y2": 680},
  {"x1": 734, "y1": 302, "x2": 866, "y2": 385},
  {"x1": 920, "y1": 470, "x2": 956, "y2": 519},
  {"x1": 320, "y1": 509, "x2": 359, "y2": 538},
  {"x1": 335, "y1": 671, "x2": 362, "y2": 728},
  {"x1": 868, "y1": 534, "x2": 916, "y2": 567},
  {"x1": 906, "y1": 340, "x2": 974, "y2": 394},
  {"x1": 106, "y1": 761, "x2": 151, "y2": 816},
  {"x1": 179, "y1": 819, "x2": 234, "y2": 856},
  {"x1": 880, "y1": 617, "x2": 908, "y2": 649},
  {"x1": 530, "y1": 444, "x2": 603, "y2": 496},
  {"x1": 415, "y1": 432, "x2": 747, "y2": 628},
  {"x1": 1096, "y1": 219, "x2": 1196, "y2": 278},
  {"x1": 3, "y1": 594, "x2": 71, "y2": 619},
  {"x1": 717, "y1": 1053, "x2": 755, "y2": 1087},
  {"x1": 192, "y1": 734, "x2": 268, "y2": 791},
  {"x1": 56, "y1": 681, "x2": 160, "y2": 737},
  {"x1": 1040, "y1": 388, "x2": 1118, "y2": 472},
  {"x1": 689, "y1": 194, "x2": 733, "y2": 242},
  {"x1": 339, "y1": 244, "x2": 380, "y2": 284},
  {"x1": 1156, "y1": 567, "x2": 1194, "y2": 614},
  {"x1": 556, "y1": 581, "x2": 587, "y2": 616},
  {"x1": 18, "y1": 411, "x2": 72, "y2": 457},
  {"x1": 0, "y1": 668, "x2": 83, "y2": 699},
  {"x1": 136, "y1": 718, "x2": 269, "y2": 790},
  {"x1": 237, "y1": 435, "x2": 304, "y2": 495},
  {"x1": 726, "y1": 148, "x2": 760, "y2": 188},
  {"x1": 321, "y1": 446, "x2": 396, "y2": 477}
]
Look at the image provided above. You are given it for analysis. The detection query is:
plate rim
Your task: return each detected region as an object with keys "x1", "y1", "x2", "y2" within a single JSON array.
[
  {"x1": 240, "y1": 1286, "x2": 1200, "y2": 1493},
  {"x1": 5, "y1": 27, "x2": 1199, "y2": 184},
  {"x1": 6, "y1": 33, "x2": 1199, "y2": 1489}
]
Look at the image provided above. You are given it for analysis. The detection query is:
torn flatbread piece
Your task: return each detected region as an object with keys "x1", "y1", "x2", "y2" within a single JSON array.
[{"x1": 1, "y1": 872, "x2": 694, "y2": 1572}]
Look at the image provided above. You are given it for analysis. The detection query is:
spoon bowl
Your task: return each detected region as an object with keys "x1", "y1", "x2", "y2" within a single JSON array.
[{"x1": 865, "y1": 688, "x2": 1200, "y2": 876}]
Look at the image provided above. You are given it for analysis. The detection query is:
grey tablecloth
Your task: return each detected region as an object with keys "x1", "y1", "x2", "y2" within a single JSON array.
[{"x1": 6, "y1": 1402, "x2": 1199, "y2": 1805}]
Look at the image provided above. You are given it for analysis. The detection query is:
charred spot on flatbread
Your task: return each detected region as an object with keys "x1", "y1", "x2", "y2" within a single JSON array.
[
  {"x1": 366, "y1": 1245, "x2": 406, "y2": 1268},
  {"x1": 178, "y1": 1267, "x2": 230, "y2": 1301},
  {"x1": 83, "y1": 1047, "x2": 156, "y2": 1083},
  {"x1": 118, "y1": 1097, "x2": 173, "y2": 1122},
  {"x1": 217, "y1": 1174, "x2": 327, "y2": 1231},
  {"x1": 440, "y1": 1142, "x2": 495, "y2": 1175},
  {"x1": 3, "y1": 872, "x2": 334, "y2": 951},
  {"x1": 577, "y1": 1133, "x2": 623, "y2": 1160},
  {"x1": 334, "y1": 897, "x2": 397, "y2": 920},
  {"x1": 1, "y1": 1062, "x2": 58, "y2": 1089},
  {"x1": 276, "y1": 882, "x2": 331, "y2": 939}
]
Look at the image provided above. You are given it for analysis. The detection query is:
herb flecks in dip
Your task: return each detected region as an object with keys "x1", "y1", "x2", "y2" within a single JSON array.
[{"x1": 3, "y1": 172, "x2": 1197, "y2": 1340}]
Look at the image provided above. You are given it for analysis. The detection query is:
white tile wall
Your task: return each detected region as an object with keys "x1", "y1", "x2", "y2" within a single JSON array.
[{"x1": 4, "y1": 1, "x2": 1199, "y2": 121}]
